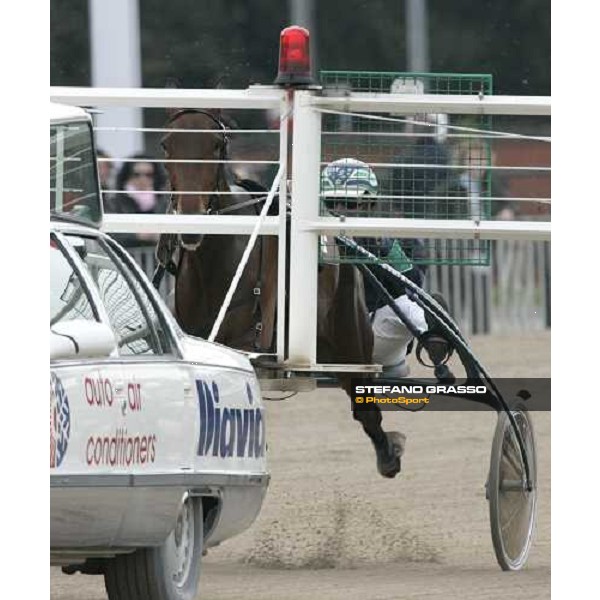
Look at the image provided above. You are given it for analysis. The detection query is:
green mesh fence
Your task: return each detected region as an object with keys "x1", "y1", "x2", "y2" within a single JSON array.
[{"x1": 318, "y1": 71, "x2": 493, "y2": 267}]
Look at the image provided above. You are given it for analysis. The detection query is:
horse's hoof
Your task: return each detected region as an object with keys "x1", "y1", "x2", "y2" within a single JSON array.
[{"x1": 375, "y1": 431, "x2": 406, "y2": 478}]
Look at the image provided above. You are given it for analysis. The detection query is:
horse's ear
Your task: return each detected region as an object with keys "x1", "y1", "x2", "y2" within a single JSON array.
[
  {"x1": 165, "y1": 78, "x2": 181, "y2": 118},
  {"x1": 165, "y1": 77, "x2": 180, "y2": 88},
  {"x1": 213, "y1": 74, "x2": 227, "y2": 89},
  {"x1": 220, "y1": 112, "x2": 238, "y2": 129},
  {"x1": 209, "y1": 107, "x2": 223, "y2": 120}
]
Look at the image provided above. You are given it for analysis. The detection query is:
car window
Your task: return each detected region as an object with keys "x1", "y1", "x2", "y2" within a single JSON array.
[
  {"x1": 106, "y1": 239, "x2": 175, "y2": 355},
  {"x1": 50, "y1": 234, "x2": 97, "y2": 326},
  {"x1": 68, "y1": 235, "x2": 165, "y2": 356},
  {"x1": 50, "y1": 121, "x2": 101, "y2": 225}
]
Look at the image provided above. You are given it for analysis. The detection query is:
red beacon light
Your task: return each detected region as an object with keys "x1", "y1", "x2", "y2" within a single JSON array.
[{"x1": 274, "y1": 26, "x2": 316, "y2": 87}]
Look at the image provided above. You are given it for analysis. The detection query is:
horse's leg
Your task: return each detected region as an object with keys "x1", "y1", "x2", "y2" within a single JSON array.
[
  {"x1": 338, "y1": 373, "x2": 405, "y2": 479},
  {"x1": 174, "y1": 252, "x2": 191, "y2": 332},
  {"x1": 332, "y1": 265, "x2": 405, "y2": 478},
  {"x1": 174, "y1": 251, "x2": 211, "y2": 338}
]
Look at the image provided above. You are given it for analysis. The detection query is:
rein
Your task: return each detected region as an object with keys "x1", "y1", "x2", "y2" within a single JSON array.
[{"x1": 213, "y1": 195, "x2": 267, "y2": 215}]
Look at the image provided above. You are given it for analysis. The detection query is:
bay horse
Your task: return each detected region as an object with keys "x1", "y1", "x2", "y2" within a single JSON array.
[{"x1": 157, "y1": 107, "x2": 404, "y2": 478}]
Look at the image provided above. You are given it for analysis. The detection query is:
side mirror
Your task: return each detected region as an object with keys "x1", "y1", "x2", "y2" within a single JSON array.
[{"x1": 50, "y1": 320, "x2": 117, "y2": 360}]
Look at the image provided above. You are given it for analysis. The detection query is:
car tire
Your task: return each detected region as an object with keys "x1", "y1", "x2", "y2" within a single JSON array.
[{"x1": 104, "y1": 496, "x2": 203, "y2": 600}]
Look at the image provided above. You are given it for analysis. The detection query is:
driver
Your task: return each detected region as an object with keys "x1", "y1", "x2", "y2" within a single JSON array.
[{"x1": 321, "y1": 157, "x2": 449, "y2": 376}]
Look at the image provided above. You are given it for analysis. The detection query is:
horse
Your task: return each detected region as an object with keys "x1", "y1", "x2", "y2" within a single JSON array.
[{"x1": 157, "y1": 107, "x2": 404, "y2": 478}]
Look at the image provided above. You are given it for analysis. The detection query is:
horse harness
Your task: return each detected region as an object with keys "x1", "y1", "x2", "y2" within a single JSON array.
[{"x1": 154, "y1": 108, "x2": 273, "y2": 351}]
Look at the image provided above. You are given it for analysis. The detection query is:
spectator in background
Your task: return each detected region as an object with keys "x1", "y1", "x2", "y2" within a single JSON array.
[
  {"x1": 391, "y1": 113, "x2": 451, "y2": 219},
  {"x1": 489, "y1": 148, "x2": 516, "y2": 221},
  {"x1": 96, "y1": 149, "x2": 116, "y2": 215},
  {"x1": 104, "y1": 154, "x2": 168, "y2": 247},
  {"x1": 444, "y1": 140, "x2": 515, "y2": 221},
  {"x1": 436, "y1": 139, "x2": 516, "y2": 335},
  {"x1": 385, "y1": 114, "x2": 451, "y2": 270},
  {"x1": 96, "y1": 149, "x2": 115, "y2": 191}
]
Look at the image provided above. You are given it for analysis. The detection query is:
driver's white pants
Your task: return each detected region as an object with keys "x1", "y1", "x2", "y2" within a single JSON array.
[{"x1": 371, "y1": 295, "x2": 427, "y2": 372}]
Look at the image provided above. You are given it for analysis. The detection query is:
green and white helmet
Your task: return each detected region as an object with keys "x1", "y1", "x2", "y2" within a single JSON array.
[{"x1": 321, "y1": 158, "x2": 378, "y2": 198}]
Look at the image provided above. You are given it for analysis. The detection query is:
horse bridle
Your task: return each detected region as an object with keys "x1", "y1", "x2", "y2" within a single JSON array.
[
  {"x1": 164, "y1": 109, "x2": 267, "y2": 231},
  {"x1": 156, "y1": 108, "x2": 271, "y2": 350},
  {"x1": 164, "y1": 108, "x2": 230, "y2": 219}
]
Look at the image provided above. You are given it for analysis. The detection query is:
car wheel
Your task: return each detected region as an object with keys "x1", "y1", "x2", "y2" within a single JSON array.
[{"x1": 104, "y1": 496, "x2": 203, "y2": 600}]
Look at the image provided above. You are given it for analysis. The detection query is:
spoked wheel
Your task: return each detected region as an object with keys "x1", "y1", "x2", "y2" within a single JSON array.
[{"x1": 488, "y1": 401, "x2": 537, "y2": 571}]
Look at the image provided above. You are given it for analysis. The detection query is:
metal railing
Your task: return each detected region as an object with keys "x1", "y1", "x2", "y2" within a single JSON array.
[
  {"x1": 426, "y1": 239, "x2": 550, "y2": 334},
  {"x1": 125, "y1": 240, "x2": 550, "y2": 336},
  {"x1": 52, "y1": 86, "x2": 551, "y2": 367}
]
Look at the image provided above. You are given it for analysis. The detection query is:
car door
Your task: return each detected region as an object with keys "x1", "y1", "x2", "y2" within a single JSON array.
[
  {"x1": 67, "y1": 232, "x2": 195, "y2": 546},
  {"x1": 50, "y1": 232, "x2": 128, "y2": 548}
]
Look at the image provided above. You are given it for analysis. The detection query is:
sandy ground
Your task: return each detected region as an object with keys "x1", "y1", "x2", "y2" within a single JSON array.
[{"x1": 51, "y1": 331, "x2": 550, "y2": 600}]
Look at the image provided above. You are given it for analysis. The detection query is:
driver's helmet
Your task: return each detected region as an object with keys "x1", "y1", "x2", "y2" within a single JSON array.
[{"x1": 321, "y1": 158, "x2": 378, "y2": 201}]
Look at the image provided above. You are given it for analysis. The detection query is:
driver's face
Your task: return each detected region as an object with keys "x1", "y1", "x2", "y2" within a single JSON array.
[{"x1": 331, "y1": 198, "x2": 376, "y2": 217}]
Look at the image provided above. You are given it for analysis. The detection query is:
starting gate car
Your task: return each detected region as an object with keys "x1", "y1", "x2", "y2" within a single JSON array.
[{"x1": 50, "y1": 104, "x2": 269, "y2": 600}]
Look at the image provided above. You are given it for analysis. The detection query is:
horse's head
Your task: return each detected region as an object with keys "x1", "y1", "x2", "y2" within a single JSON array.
[{"x1": 161, "y1": 108, "x2": 228, "y2": 247}]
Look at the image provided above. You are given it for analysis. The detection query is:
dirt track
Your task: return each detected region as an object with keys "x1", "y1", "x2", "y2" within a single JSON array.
[{"x1": 51, "y1": 332, "x2": 550, "y2": 600}]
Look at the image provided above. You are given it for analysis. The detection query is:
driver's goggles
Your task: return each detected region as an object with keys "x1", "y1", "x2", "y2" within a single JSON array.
[{"x1": 324, "y1": 197, "x2": 364, "y2": 210}]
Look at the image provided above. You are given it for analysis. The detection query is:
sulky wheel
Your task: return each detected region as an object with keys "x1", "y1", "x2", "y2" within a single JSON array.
[{"x1": 487, "y1": 401, "x2": 537, "y2": 571}]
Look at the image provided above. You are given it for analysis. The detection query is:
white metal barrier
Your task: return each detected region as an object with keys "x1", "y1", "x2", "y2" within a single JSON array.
[
  {"x1": 50, "y1": 85, "x2": 551, "y2": 369},
  {"x1": 52, "y1": 86, "x2": 292, "y2": 363},
  {"x1": 127, "y1": 241, "x2": 550, "y2": 336},
  {"x1": 425, "y1": 240, "x2": 550, "y2": 335},
  {"x1": 288, "y1": 90, "x2": 550, "y2": 366}
]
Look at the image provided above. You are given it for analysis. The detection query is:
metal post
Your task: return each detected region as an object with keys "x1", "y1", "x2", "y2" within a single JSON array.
[
  {"x1": 406, "y1": 0, "x2": 430, "y2": 73},
  {"x1": 54, "y1": 130, "x2": 65, "y2": 212},
  {"x1": 276, "y1": 92, "x2": 291, "y2": 363},
  {"x1": 88, "y1": 0, "x2": 144, "y2": 159},
  {"x1": 289, "y1": 0, "x2": 318, "y2": 75},
  {"x1": 288, "y1": 90, "x2": 321, "y2": 366}
]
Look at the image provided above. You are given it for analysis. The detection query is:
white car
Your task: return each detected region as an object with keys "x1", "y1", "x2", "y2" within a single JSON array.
[{"x1": 50, "y1": 103, "x2": 269, "y2": 600}]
